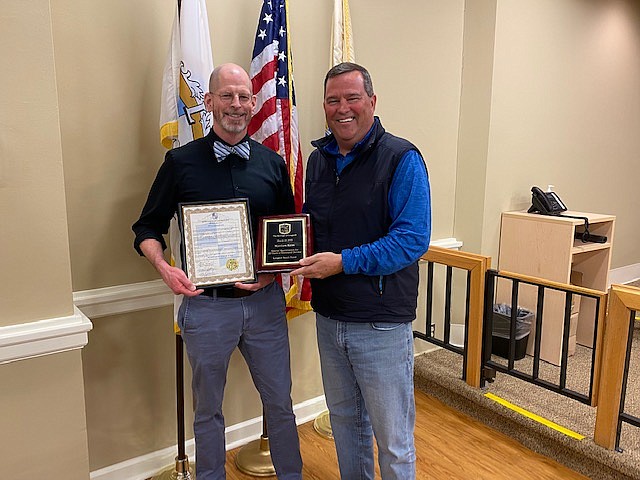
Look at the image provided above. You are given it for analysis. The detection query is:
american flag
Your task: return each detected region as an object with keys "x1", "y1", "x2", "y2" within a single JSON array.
[
  {"x1": 249, "y1": 0, "x2": 303, "y2": 212},
  {"x1": 249, "y1": 0, "x2": 311, "y2": 317}
]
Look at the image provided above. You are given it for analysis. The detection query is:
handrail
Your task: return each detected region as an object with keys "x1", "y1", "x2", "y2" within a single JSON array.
[
  {"x1": 594, "y1": 284, "x2": 640, "y2": 449},
  {"x1": 498, "y1": 270, "x2": 606, "y2": 298},
  {"x1": 420, "y1": 246, "x2": 491, "y2": 387}
]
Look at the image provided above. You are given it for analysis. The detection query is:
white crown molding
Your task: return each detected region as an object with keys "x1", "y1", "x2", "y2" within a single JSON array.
[
  {"x1": 73, "y1": 280, "x2": 174, "y2": 318},
  {"x1": 429, "y1": 237, "x2": 463, "y2": 250},
  {"x1": 0, "y1": 306, "x2": 92, "y2": 365},
  {"x1": 609, "y1": 262, "x2": 640, "y2": 287},
  {"x1": 430, "y1": 237, "x2": 463, "y2": 250},
  {"x1": 89, "y1": 395, "x2": 327, "y2": 480}
]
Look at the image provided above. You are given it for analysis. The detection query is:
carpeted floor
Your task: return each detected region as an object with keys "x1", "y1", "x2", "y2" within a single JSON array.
[{"x1": 414, "y1": 279, "x2": 640, "y2": 480}]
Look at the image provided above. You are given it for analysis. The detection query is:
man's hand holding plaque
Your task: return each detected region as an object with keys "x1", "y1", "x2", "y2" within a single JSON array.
[{"x1": 256, "y1": 214, "x2": 312, "y2": 272}]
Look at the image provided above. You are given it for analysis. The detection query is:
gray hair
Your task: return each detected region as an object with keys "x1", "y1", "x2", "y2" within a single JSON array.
[{"x1": 324, "y1": 62, "x2": 374, "y2": 97}]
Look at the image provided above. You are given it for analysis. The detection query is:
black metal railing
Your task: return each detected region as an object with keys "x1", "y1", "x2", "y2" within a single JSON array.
[
  {"x1": 412, "y1": 246, "x2": 640, "y2": 451},
  {"x1": 413, "y1": 263, "x2": 472, "y2": 381},
  {"x1": 481, "y1": 269, "x2": 601, "y2": 405}
]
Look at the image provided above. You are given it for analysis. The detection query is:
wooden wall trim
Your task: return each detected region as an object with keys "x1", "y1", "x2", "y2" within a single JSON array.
[
  {"x1": 420, "y1": 245, "x2": 491, "y2": 387},
  {"x1": 594, "y1": 284, "x2": 640, "y2": 449}
]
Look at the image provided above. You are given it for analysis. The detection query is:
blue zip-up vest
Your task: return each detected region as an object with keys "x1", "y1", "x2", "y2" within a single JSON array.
[{"x1": 306, "y1": 118, "x2": 420, "y2": 323}]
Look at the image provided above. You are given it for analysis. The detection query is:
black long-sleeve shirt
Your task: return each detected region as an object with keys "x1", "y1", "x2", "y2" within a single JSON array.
[{"x1": 132, "y1": 131, "x2": 295, "y2": 257}]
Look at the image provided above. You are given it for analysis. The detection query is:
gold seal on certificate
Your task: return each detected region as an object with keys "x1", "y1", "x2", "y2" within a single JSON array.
[
  {"x1": 179, "y1": 199, "x2": 257, "y2": 288},
  {"x1": 256, "y1": 214, "x2": 313, "y2": 272}
]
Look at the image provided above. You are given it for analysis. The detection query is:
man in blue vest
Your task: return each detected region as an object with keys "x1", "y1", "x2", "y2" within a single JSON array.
[{"x1": 291, "y1": 62, "x2": 431, "y2": 479}]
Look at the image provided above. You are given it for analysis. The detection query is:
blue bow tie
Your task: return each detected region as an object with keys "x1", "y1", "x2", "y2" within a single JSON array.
[{"x1": 213, "y1": 140, "x2": 250, "y2": 162}]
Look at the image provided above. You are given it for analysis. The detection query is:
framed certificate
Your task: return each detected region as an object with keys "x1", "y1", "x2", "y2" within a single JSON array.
[
  {"x1": 256, "y1": 214, "x2": 313, "y2": 273},
  {"x1": 179, "y1": 199, "x2": 257, "y2": 288}
]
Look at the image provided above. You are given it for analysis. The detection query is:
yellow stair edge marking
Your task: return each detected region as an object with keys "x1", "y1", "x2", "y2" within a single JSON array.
[{"x1": 484, "y1": 392, "x2": 585, "y2": 440}]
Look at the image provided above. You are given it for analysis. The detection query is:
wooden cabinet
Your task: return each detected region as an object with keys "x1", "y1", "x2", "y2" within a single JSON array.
[{"x1": 497, "y1": 211, "x2": 615, "y2": 365}]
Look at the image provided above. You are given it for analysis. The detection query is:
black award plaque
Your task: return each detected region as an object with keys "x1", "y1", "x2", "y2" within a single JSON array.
[{"x1": 256, "y1": 214, "x2": 312, "y2": 273}]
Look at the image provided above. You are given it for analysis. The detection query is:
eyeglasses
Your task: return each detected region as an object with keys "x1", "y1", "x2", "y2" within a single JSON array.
[{"x1": 213, "y1": 92, "x2": 253, "y2": 105}]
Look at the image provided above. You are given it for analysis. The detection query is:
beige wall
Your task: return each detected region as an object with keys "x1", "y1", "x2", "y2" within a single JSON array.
[
  {"x1": 0, "y1": 0, "x2": 90, "y2": 478},
  {"x1": 82, "y1": 307, "x2": 189, "y2": 470},
  {"x1": 0, "y1": 351, "x2": 90, "y2": 479},
  {"x1": 479, "y1": 0, "x2": 640, "y2": 265},
  {"x1": 351, "y1": 0, "x2": 465, "y2": 241},
  {"x1": 2, "y1": 0, "x2": 639, "y2": 476},
  {"x1": 51, "y1": 0, "x2": 173, "y2": 290},
  {"x1": 0, "y1": 0, "x2": 73, "y2": 323},
  {"x1": 454, "y1": 0, "x2": 497, "y2": 254}
]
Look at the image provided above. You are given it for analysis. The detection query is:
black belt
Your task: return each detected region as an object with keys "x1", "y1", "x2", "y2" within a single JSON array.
[{"x1": 202, "y1": 287, "x2": 255, "y2": 298}]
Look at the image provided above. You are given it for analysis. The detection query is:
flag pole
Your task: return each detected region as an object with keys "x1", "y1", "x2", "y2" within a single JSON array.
[
  {"x1": 152, "y1": 334, "x2": 195, "y2": 480},
  {"x1": 312, "y1": 0, "x2": 356, "y2": 442},
  {"x1": 234, "y1": 416, "x2": 276, "y2": 476},
  {"x1": 235, "y1": 0, "x2": 293, "y2": 475},
  {"x1": 154, "y1": 0, "x2": 214, "y2": 475},
  {"x1": 154, "y1": 9, "x2": 193, "y2": 480}
]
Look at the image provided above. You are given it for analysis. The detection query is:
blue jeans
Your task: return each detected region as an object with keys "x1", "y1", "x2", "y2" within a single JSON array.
[
  {"x1": 316, "y1": 314, "x2": 416, "y2": 480},
  {"x1": 178, "y1": 282, "x2": 302, "y2": 480}
]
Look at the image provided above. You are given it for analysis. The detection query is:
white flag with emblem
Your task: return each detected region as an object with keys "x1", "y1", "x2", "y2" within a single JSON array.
[
  {"x1": 159, "y1": 0, "x2": 213, "y2": 329},
  {"x1": 160, "y1": 0, "x2": 213, "y2": 149}
]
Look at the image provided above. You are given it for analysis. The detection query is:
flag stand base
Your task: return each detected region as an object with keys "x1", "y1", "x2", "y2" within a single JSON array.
[
  {"x1": 152, "y1": 456, "x2": 195, "y2": 480},
  {"x1": 313, "y1": 410, "x2": 333, "y2": 440},
  {"x1": 234, "y1": 436, "x2": 276, "y2": 477}
]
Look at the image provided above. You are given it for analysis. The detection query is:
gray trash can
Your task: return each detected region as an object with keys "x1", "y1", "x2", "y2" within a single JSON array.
[{"x1": 491, "y1": 304, "x2": 533, "y2": 360}]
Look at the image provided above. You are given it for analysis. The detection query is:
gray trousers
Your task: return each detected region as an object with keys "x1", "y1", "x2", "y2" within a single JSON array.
[{"x1": 178, "y1": 282, "x2": 302, "y2": 480}]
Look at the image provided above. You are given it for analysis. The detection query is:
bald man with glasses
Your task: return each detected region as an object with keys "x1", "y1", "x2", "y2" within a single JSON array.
[{"x1": 133, "y1": 63, "x2": 302, "y2": 480}]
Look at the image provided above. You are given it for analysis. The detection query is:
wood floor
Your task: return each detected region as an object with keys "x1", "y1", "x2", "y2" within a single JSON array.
[{"x1": 223, "y1": 389, "x2": 587, "y2": 479}]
